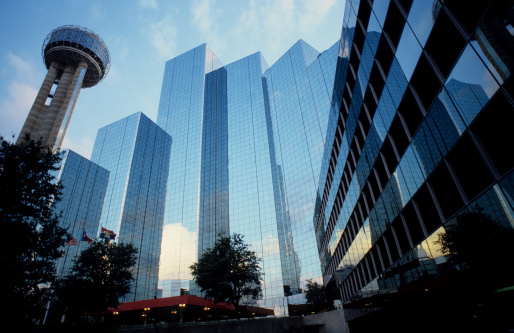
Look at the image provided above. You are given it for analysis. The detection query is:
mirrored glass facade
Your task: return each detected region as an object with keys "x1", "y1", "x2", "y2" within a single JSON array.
[
  {"x1": 318, "y1": 0, "x2": 514, "y2": 331},
  {"x1": 53, "y1": 150, "x2": 109, "y2": 277},
  {"x1": 157, "y1": 41, "x2": 339, "y2": 313},
  {"x1": 91, "y1": 112, "x2": 172, "y2": 302}
]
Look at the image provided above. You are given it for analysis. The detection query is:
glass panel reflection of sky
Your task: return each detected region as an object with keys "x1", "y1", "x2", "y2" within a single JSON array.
[
  {"x1": 91, "y1": 112, "x2": 172, "y2": 302},
  {"x1": 156, "y1": 40, "x2": 339, "y2": 312},
  {"x1": 395, "y1": 25, "x2": 422, "y2": 81},
  {"x1": 407, "y1": 0, "x2": 435, "y2": 48},
  {"x1": 54, "y1": 150, "x2": 109, "y2": 278}
]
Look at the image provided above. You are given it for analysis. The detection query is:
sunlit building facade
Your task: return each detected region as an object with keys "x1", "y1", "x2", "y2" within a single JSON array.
[
  {"x1": 156, "y1": 40, "x2": 339, "y2": 313},
  {"x1": 91, "y1": 112, "x2": 172, "y2": 302},
  {"x1": 53, "y1": 150, "x2": 109, "y2": 277},
  {"x1": 316, "y1": 0, "x2": 514, "y2": 331}
]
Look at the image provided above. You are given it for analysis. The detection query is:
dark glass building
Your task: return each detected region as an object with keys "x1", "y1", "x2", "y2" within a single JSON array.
[
  {"x1": 316, "y1": 0, "x2": 514, "y2": 331},
  {"x1": 91, "y1": 112, "x2": 172, "y2": 302}
]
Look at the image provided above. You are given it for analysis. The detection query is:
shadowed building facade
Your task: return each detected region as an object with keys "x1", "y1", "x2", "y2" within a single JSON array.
[
  {"x1": 53, "y1": 150, "x2": 109, "y2": 277},
  {"x1": 315, "y1": 0, "x2": 514, "y2": 331},
  {"x1": 17, "y1": 25, "x2": 110, "y2": 149}
]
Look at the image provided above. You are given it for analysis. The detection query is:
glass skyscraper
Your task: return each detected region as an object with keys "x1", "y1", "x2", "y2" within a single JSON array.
[
  {"x1": 91, "y1": 112, "x2": 172, "y2": 302},
  {"x1": 156, "y1": 40, "x2": 339, "y2": 313},
  {"x1": 317, "y1": 0, "x2": 514, "y2": 331},
  {"x1": 53, "y1": 149, "x2": 109, "y2": 277}
]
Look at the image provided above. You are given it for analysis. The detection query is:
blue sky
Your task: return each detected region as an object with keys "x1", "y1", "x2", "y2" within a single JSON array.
[{"x1": 0, "y1": 0, "x2": 345, "y2": 158}]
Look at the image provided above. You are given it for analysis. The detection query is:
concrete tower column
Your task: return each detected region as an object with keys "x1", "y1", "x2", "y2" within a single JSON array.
[
  {"x1": 17, "y1": 62, "x2": 59, "y2": 143},
  {"x1": 38, "y1": 65, "x2": 76, "y2": 145},
  {"x1": 49, "y1": 61, "x2": 88, "y2": 149}
]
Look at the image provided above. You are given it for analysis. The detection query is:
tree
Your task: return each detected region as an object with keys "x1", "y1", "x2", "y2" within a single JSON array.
[
  {"x1": 305, "y1": 279, "x2": 330, "y2": 312},
  {"x1": 54, "y1": 239, "x2": 138, "y2": 324},
  {"x1": 190, "y1": 233, "x2": 263, "y2": 315},
  {"x1": 0, "y1": 135, "x2": 68, "y2": 329},
  {"x1": 436, "y1": 208, "x2": 514, "y2": 270},
  {"x1": 435, "y1": 208, "x2": 514, "y2": 286}
]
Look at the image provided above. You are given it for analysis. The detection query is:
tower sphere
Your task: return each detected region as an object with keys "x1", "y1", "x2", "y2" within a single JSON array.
[{"x1": 42, "y1": 25, "x2": 110, "y2": 88}]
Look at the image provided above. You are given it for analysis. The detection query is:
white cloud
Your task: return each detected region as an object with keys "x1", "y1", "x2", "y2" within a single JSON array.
[
  {"x1": 7, "y1": 53, "x2": 34, "y2": 79},
  {"x1": 192, "y1": 0, "x2": 214, "y2": 33},
  {"x1": 0, "y1": 53, "x2": 39, "y2": 139},
  {"x1": 149, "y1": 15, "x2": 178, "y2": 60},
  {"x1": 139, "y1": 0, "x2": 158, "y2": 9},
  {"x1": 0, "y1": 81, "x2": 37, "y2": 139},
  {"x1": 298, "y1": 0, "x2": 336, "y2": 32},
  {"x1": 89, "y1": 4, "x2": 107, "y2": 21},
  {"x1": 61, "y1": 135, "x2": 94, "y2": 159},
  {"x1": 190, "y1": 0, "x2": 226, "y2": 55},
  {"x1": 158, "y1": 223, "x2": 197, "y2": 281}
]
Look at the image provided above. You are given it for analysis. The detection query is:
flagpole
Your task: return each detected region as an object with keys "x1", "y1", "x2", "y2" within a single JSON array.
[{"x1": 43, "y1": 248, "x2": 65, "y2": 326}]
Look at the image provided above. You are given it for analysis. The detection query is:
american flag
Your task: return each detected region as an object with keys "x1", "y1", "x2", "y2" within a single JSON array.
[{"x1": 65, "y1": 235, "x2": 79, "y2": 246}]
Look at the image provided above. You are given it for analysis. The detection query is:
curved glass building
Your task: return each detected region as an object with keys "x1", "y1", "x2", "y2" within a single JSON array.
[{"x1": 316, "y1": 0, "x2": 514, "y2": 331}]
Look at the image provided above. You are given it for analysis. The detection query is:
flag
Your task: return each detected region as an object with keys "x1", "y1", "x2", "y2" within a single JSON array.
[
  {"x1": 81, "y1": 231, "x2": 94, "y2": 244},
  {"x1": 100, "y1": 227, "x2": 116, "y2": 240},
  {"x1": 65, "y1": 235, "x2": 78, "y2": 246}
]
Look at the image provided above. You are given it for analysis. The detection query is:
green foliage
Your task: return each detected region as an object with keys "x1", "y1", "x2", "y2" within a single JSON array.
[
  {"x1": 0, "y1": 135, "x2": 67, "y2": 329},
  {"x1": 55, "y1": 239, "x2": 138, "y2": 323},
  {"x1": 436, "y1": 208, "x2": 514, "y2": 271},
  {"x1": 305, "y1": 280, "x2": 327, "y2": 312},
  {"x1": 190, "y1": 233, "x2": 263, "y2": 312}
]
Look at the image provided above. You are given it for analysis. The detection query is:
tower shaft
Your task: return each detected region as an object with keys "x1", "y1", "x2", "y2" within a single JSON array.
[{"x1": 17, "y1": 61, "x2": 87, "y2": 149}]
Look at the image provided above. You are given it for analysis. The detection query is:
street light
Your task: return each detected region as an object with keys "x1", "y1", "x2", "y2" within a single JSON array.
[
  {"x1": 142, "y1": 308, "x2": 150, "y2": 325},
  {"x1": 179, "y1": 304, "x2": 186, "y2": 323}
]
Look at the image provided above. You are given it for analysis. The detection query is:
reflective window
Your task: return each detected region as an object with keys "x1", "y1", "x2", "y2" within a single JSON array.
[
  {"x1": 407, "y1": 0, "x2": 435, "y2": 47},
  {"x1": 448, "y1": 44, "x2": 500, "y2": 101},
  {"x1": 367, "y1": 9, "x2": 383, "y2": 35},
  {"x1": 395, "y1": 25, "x2": 423, "y2": 81},
  {"x1": 372, "y1": 0, "x2": 390, "y2": 28}
]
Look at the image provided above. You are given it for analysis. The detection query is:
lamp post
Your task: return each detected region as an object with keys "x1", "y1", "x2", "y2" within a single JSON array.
[
  {"x1": 204, "y1": 307, "x2": 211, "y2": 322},
  {"x1": 142, "y1": 307, "x2": 150, "y2": 325},
  {"x1": 179, "y1": 303, "x2": 186, "y2": 324}
]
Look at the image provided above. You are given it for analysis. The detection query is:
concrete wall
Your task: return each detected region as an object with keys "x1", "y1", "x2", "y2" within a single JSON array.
[
  {"x1": 302, "y1": 310, "x2": 349, "y2": 333},
  {"x1": 117, "y1": 310, "x2": 348, "y2": 333}
]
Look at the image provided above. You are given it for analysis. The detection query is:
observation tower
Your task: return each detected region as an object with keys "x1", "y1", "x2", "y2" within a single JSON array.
[{"x1": 17, "y1": 25, "x2": 110, "y2": 149}]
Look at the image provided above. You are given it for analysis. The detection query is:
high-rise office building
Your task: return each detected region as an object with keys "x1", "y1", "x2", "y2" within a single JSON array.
[
  {"x1": 53, "y1": 150, "x2": 109, "y2": 277},
  {"x1": 91, "y1": 112, "x2": 172, "y2": 302},
  {"x1": 316, "y1": 0, "x2": 514, "y2": 331},
  {"x1": 156, "y1": 40, "x2": 339, "y2": 313},
  {"x1": 17, "y1": 26, "x2": 110, "y2": 149}
]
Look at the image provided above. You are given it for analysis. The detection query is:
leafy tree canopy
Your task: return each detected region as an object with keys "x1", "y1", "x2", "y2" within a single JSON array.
[
  {"x1": 190, "y1": 233, "x2": 263, "y2": 313},
  {"x1": 0, "y1": 135, "x2": 67, "y2": 329},
  {"x1": 436, "y1": 208, "x2": 514, "y2": 271},
  {"x1": 54, "y1": 239, "x2": 138, "y2": 323},
  {"x1": 305, "y1": 279, "x2": 329, "y2": 312}
]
